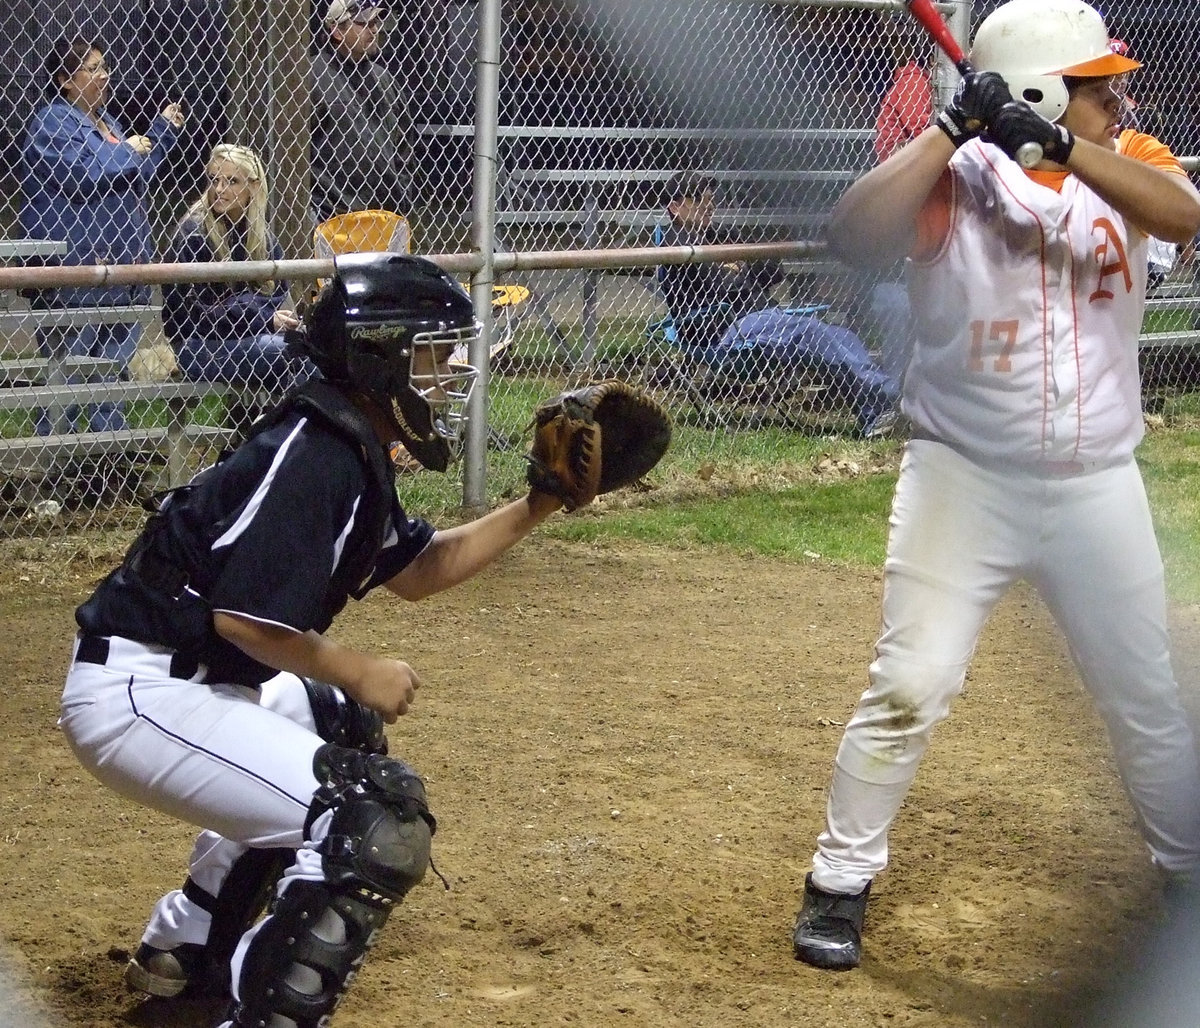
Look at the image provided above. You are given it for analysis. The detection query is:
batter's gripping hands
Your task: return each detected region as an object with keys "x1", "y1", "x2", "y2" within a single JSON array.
[
  {"x1": 525, "y1": 380, "x2": 672, "y2": 512},
  {"x1": 936, "y1": 71, "x2": 1014, "y2": 148},
  {"x1": 988, "y1": 101, "x2": 1075, "y2": 165}
]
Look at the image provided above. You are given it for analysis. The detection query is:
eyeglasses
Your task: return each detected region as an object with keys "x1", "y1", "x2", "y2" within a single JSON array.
[{"x1": 79, "y1": 61, "x2": 110, "y2": 77}]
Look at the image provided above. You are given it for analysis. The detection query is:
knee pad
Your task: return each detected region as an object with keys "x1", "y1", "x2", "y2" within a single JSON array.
[
  {"x1": 230, "y1": 878, "x2": 390, "y2": 1028},
  {"x1": 307, "y1": 744, "x2": 436, "y2": 902},
  {"x1": 301, "y1": 678, "x2": 388, "y2": 754}
]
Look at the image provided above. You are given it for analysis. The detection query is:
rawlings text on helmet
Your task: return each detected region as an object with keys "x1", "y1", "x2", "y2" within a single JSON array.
[
  {"x1": 969, "y1": 0, "x2": 1140, "y2": 123},
  {"x1": 350, "y1": 324, "x2": 408, "y2": 344}
]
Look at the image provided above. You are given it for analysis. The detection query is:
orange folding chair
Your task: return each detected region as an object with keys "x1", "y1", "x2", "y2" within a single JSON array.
[
  {"x1": 450, "y1": 282, "x2": 531, "y2": 365},
  {"x1": 313, "y1": 210, "x2": 529, "y2": 369},
  {"x1": 314, "y1": 209, "x2": 412, "y2": 261}
]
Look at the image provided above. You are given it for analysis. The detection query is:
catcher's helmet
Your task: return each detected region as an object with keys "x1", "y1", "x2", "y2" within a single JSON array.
[
  {"x1": 299, "y1": 252, "x2": 479, "y2": 471},
  {"x1": 970, "y1": 0, "x2": 1140, "y2": 123}
]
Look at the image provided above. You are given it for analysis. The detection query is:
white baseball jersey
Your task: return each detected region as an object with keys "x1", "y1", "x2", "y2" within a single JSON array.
[{"x1": 905, "y1": 137, "x2": 1150, "y2": 465}]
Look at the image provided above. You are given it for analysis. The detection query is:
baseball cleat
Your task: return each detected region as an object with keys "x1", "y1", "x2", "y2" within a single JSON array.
[
  {"x1": 125, "y1": 941, "x2": 207, "y2": 998},
  {"x1": 792, "y1": 872, "x2": 871, "y2": 970},
  {"x1": 862, "y1": 405, "x2": 903, "y2": 441}
]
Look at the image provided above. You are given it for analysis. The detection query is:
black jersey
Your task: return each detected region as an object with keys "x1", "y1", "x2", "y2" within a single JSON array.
[{"x1": 76, "y1": 402, "x2": 434, "y2": 686}]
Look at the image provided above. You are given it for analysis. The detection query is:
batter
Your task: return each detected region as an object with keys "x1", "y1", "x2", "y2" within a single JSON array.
[{"x1": 792, "y1": 0, "x2": 1200, "y2": 971}]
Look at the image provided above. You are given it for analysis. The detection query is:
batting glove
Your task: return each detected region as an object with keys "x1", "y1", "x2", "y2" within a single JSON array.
[
  {"x1": 987, "y1": 101, "x2": 1076, "y2": 165},
  {"x1": 936, "y1": 71, "x2": 1014, "y2": 148}
]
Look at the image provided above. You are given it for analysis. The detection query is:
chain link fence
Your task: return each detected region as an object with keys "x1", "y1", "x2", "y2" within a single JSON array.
[{"x1": 2, "y1": 0, "x2": 1199, "y2": 539}]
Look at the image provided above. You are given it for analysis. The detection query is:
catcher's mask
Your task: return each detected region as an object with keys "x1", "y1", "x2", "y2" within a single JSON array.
[{"x1": 296, "y1": 252, "x2": 480, "y2": 471}]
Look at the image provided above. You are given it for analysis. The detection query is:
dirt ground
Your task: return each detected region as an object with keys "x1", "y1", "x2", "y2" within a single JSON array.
[{"x1": 3, "y1": 536, "x2": 1200, "y2": 1028}]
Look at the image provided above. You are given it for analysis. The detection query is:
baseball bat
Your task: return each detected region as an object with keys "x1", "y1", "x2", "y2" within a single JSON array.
[{"x1": 902, "y1": 0, "x2": 1043, "y2": 169}]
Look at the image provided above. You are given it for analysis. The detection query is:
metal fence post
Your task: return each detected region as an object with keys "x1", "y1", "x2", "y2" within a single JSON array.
[
  {"x1": 462, "y1": 0, "x2": 501, "y2": 512},
  {"x1": 580, "y1": 186, "x2": 600, "y2": 368}
]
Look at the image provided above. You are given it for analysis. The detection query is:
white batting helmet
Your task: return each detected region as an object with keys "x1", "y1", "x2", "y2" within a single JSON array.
[{"x1": 969, "y1": 0, "x2": 1141, "y2": 122}]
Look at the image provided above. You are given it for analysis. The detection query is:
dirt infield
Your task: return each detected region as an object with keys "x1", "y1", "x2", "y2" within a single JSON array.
[{"x1": 3, "y1": 537, "x2": 1199, "y2": 1028}]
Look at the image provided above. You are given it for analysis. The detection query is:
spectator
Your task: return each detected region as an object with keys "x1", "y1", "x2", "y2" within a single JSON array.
[
  {"x1": 874, "y1": 50, "x2": 933, "y2": 162},
  {"x1": 1108, "y1": 38, "x2": 1179, "y2": 291},
  {"x1": 658, "y1": 171, "x2": 899, "y2": 438},
  {"x1": 1147, "y1": 236, "x2": 1180, "y2": 291},
  {"x1": 18, "y1": 35, "x2": 183, "y2": 435},
  {"x1": 164, "y1": 143, "x2": 307, "y2": 420},
  {"x1": 866, "y1": 43, "x2": 935, "y2": 401},
  {"x1": 1106, "y1": 40, "x2": 1165, "y2": 143},
  {"x1": 311, "y1": 1, "x2": 413, "y2": 223}
]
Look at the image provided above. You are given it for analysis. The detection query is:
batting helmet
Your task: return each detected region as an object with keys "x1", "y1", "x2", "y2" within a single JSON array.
[
  {"x1": 299, "y1": 252, "x2": 480, "y2": 472},
  {"x1": 969, "y1": 0, "x2": 1140, "y2": 122}
]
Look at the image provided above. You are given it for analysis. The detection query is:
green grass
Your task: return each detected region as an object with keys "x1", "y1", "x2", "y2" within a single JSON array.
[
  {"x1": 440, "y1": 363, "x2": 1200, "y2": 611},
  {"x1": 1143, "y1": 306, "x2": 1198, "y2": 335},
  {"x1": 545, "y1": 475, "x2": 895, "y2": 564},
  {"x1": 6, "y1": 298, "x2": 1199, "y2": 611},
  {"x1": 517, "y1": 408, "x2": 1200, "y2": 607},
  {"x1": 1138, "y1": 403, "x2": 1200, "y2": 603}
]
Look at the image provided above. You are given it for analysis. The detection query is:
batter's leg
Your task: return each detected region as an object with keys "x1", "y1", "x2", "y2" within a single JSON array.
[
  {"x1": 812, "y1": 441, "x2": 1023, "y2": 894},
  {"x1": 796, "y1": 442, "x2": 1024, "y2": 970},
  {"x1": 1034, "y1": 464, "x2": 1200, "y2": 875}
]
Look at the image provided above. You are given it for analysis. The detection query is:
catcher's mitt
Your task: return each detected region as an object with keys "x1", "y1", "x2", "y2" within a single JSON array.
[{"x1": 526, "y1": 380, "x2": 672, "y2": 511}]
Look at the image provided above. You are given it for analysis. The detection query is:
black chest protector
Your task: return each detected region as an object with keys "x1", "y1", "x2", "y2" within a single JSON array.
[
  {"x1": 243, "y1": 381, "x2": 397, "y2": 600},
  {"x1": 77, "y1": 382, "x2": 397, "y2": 677}
]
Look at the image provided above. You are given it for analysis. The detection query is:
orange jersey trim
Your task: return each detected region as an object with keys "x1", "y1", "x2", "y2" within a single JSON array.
[{"x1": 911, "y1": 131, "x2": 1185, "y2": 260}]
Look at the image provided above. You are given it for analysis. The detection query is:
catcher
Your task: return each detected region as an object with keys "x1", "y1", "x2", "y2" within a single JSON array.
[{"x1": 57, "y1": 252, "x2": 669, "y2": 1025}]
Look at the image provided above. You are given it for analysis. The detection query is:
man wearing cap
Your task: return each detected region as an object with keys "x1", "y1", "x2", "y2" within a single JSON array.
[{"x1": 311, "y1": 0, "x2": 413, "y2": 222}]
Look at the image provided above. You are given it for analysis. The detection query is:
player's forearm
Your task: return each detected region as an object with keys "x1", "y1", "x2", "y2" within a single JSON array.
[
  {"x1": 829, "y1": 127, "x2": 954, "y2": 269},
  {"x1": 213, "y1": 612, "x2": 374, "y2": 689},
  {"x1": 1067, "y1": 140, "x2": 1200, "y2": 243},
  {"x1": 385, "y1": 491, "x2": 562, "y2": 600}
]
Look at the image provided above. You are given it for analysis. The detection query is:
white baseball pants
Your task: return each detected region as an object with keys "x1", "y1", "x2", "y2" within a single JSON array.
[
  {"x1": 812, "y1": 439, "x2": 1200, "y2": 895},
  {"x1": 59, "y1": 639, "x2": 329, "y2": 953}
]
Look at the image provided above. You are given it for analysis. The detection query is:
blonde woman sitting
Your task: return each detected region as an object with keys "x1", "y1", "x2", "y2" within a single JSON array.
[{"x1": 164, "y1": 144, "x2": 310, "y2": 408}]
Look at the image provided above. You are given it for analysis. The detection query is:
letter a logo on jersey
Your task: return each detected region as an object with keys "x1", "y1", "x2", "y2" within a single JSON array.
[{"x1": 1089, "y1": 217, "x2": 1133, "y2": 302}]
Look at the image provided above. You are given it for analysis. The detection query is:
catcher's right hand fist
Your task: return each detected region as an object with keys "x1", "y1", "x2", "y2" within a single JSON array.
[
  {"x1": 525, "y1": 380, "x2": 672, "y2": 512},
  {"x1": 936, "y1": 71, "x2": 1013, "y2": 148}
]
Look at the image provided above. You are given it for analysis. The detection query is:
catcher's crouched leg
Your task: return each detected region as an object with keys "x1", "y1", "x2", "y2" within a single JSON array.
[
  {"x1": 225, "y1": 743, "x2": 435, "y2": 1027},
  {"x1": 148, "y1": 681, "x2": 390, "y2": 999}
]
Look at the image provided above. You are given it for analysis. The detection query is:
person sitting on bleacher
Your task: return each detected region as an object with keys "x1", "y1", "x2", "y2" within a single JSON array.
[
  {"x1": 164, "y1": 144, "x2": 310, "y2": 432},
  {"x1": 19, "y1": 34, "x2": 183, "y2": 435},
  {"x1": 658, "y1": 171, "x2": 900, "y2": 438}
]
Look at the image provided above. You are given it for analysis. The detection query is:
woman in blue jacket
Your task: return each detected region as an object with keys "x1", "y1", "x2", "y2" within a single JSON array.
[
  {"x1": 19, "y1": 35, "x2": 183, "y2": 435},
  {"x1": 164, "y1": 143, "x2": 307, "y2": 417}
]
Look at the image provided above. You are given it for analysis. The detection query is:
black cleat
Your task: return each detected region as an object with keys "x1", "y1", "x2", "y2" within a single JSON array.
[{"x1": 792, "y1": 872, "x2": 871, "y2": 970}]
